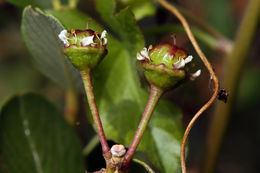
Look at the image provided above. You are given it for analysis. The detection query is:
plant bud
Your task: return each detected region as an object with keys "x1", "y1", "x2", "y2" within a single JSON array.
[
  {"x1": 137, "y1": 43, "x2": 201, "y2": 90},
  {"x1": 58, "y1": 29, "x2": 108, "y2": 71}
]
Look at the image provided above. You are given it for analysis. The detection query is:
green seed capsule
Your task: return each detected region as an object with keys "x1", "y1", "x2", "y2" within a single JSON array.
[
  {"x1": 137, "y1": 43, "x2": 201, "y2": 90},
  {"x1": 58, "y1": 29, "x2": 108, "y2": 71}
]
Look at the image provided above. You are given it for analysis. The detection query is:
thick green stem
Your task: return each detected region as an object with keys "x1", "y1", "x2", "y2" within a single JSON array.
[
  {"x1": 203, "y1": 0, "x2": 260, "y2": 172},
  {"x1": 124, "y1": 85, "x2": 163, "y2": 167},
  {"x1": 80, "y1": 69, "x2": 110, "y2": 154}
]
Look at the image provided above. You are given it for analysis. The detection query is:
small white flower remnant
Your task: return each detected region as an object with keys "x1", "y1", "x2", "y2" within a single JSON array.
[
  {"x1": 111, "y1": 144, "x2": 126, "y2": 157},
  {"x1": 190, "y1": 69, "x2": 201, "y2": 80},
  {"x1": 173, "y1": 55, "x2": 193, "y2": 69},
  {"x1": 173, "y1": 55, "x2": 201, "y2": 80},
  {"x1": 137, "y1": 47, "x2": 150, "y2": 61},
  {"x1": 184, "y1": 55, "x2": 193, "y2": 64},
  {"x1": 58, "y1": 29, "x2": 69, "y2": 47},
  {"x1": 173, "y1": 58, "x2": 185, "y2": 69},
  {"x1": 111, "y1": 144, "x2": 126, "y2": 166},
  {"x1": 101, "y1": 30, "x2": 107, "y2": 45},
  {"x1": 58, "y1": 29, "x2": 108, "y2": 47},
  {"x1": 81, "y1": 35, "x2": 94, "y2": 46}
]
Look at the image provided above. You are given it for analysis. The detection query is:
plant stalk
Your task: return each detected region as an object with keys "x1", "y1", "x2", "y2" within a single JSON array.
[
  {"x1": 80, "y1": 69, "x2": 110, "y2": 154},
  {"x1": 203, "y1": 0, "x2": 260, "y2": 172},
  {"x1": 124, "y1": 85, "x2": 163, "y2": 167},
  {"x1": 156, "y1": 1, "x2": 220, "y2": 172}
]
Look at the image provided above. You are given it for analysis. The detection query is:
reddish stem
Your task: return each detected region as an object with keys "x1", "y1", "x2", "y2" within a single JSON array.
[
  {"x1": 124, "y1": 85, "x2": 163, "y2": 167},
  {"x1": 81, "y1": 70, "x2": 110, "y2": 154}
]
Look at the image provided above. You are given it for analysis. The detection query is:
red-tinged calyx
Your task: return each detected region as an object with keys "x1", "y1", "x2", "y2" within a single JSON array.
[
  {"x1": 58, "y1": 29, "x2": 108, "y2": 71},
  {"x1": 137, "y1": 42, "x2": 201, "y2": 90}
]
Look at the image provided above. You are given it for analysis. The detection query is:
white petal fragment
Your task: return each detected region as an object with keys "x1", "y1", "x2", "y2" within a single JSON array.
[
  {"x1": 58, "y1": 29, "x2": 69, "y2": 46},
  {"x1": 137, "y1": 53, "x2": 145, "y2": 60},
  {"x1": 101, "y1": 30, "x2": 107, "y2": 39},
  {"x1": 140, "y1": 47, "x2": 150, "y2": 60},
  {"x1": 140, "y1": 47, "x2": 148, "y2": 57},
  {"x1": 184, "y1": 55, "x2": 193, "y2": 64},
  {"x1": 173, "y1": 58, "x2": 185, "y2": 69},
  {"x1": 190, "y1": 69, "x2": 201, "y2": 80},
  {"x1": 136, "y1": 47, "x2": 151, "y2": 61},
  {"x1": 101, "y1": 30, "x2": 108, "y2": 45},
  {"x1": 103, "y1": 38, "x2": 108, "y2": 45},
  {"x1": 81, "y1": 35, "x2": 94, "y2": 46}
]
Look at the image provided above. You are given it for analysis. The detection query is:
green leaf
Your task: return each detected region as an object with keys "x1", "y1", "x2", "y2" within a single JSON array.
[
  {"x1": 21, "y1": 6, "x2": 83, "y2": 91},
  {"x1": 5, "y1": 0, "x2": 52, "y2": 9},
  {"x1": 5, "y1": 0, "x2": 79, "y2": 9},
  {"x1": 206, "y1": 0, "x2": 234, "y2": 37},
  {"x1": 116, "y1": 0, "x2": 156, "y2": 20},
  {"x1": 0, "y1": 60, "x2": 40, "y2": 105},
  {"x1": 95, "y1": 0, "x2": 144, "y2": 56},
  {"x1": 131, "y1": 1, "x2": 156, "y2": 20},
  {"x1": 50, "y1": 9, "x2": 184, "y2": 173},
  {"x1": 0, "y1": 93, "x2": 85, "y2": 173},
  {"x1": 49, "y1": 9, "x2": 103, "y2": 31},
  {"x1": 143, "y1": 24, "x2": 217, "y2": 50}
]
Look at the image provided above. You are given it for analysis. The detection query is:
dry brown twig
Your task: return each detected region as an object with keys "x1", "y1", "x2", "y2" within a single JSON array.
[{"x1": 156, "y1": 0, "x2": 219, "y2": 173}]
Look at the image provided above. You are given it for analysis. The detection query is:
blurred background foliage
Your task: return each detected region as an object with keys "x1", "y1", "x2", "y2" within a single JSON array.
[{"x1": 0, "y1": 0, "x2": 259, "y2": 172}]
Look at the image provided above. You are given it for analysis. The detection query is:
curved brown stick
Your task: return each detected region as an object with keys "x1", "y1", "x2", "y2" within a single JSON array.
[{"x1": 156, "y1": 0, "x2": 219, "y2": 172}]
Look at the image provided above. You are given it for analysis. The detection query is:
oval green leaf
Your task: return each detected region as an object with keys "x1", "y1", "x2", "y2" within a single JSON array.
[
  {"x1": 21, "y1": 6, "x2": 83, "y2": 91},
  {"x1": 0, "y1": 93, "x2": 85, "y2": 173}
]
